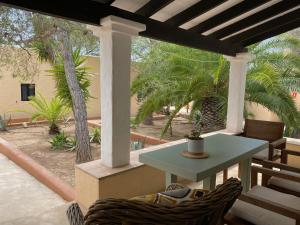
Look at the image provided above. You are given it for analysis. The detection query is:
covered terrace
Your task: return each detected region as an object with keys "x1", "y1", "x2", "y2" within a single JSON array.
[{"x1": 0, "y1": 0, "x2": 300, "y2": 224}]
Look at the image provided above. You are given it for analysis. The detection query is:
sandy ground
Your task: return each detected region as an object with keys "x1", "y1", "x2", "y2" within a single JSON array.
[
  {"x1": 0, "y1": 123, "x2": 100, "y2": 187},
  {"x1": 133, "y1": 116, "x2": 195, "y2": 141}
]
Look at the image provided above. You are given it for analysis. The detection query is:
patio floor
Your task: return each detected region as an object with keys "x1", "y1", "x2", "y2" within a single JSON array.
[{"x1": 0, "y1": 153, "x2": 69, "y2": 225}]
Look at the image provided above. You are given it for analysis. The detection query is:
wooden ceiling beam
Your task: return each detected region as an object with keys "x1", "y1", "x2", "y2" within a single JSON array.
[
  {"x1": 210, "y1": 0, "x2": 300, "y2": 39},
  {"x1": 135, "y1": 0, "x2": 174, "y2": 17},
  {"x1": 189, "y1": 0, "x2": 269, "y2": 33},
  {"x1": 225, "y1": 9, "x2": 300, "y2": 44},
  {"x1": 0, "y1": 0, "x2": 244, "y2": 56},
  {"x1": 165, "y1": 0, "x2": 227, "y2": 27},
  {"x1": 241, "y1": 20, "x2": 300, "y2": 47}
]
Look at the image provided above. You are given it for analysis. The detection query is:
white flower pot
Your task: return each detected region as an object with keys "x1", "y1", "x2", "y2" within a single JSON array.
[{"x1": 187, "y1": 139, "x2": 204, "y2": 153}]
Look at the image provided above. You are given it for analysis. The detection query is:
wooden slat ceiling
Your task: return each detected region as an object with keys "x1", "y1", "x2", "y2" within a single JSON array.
[{"x1": 0, "y1": 0, "x2": 299, "y2": 56}]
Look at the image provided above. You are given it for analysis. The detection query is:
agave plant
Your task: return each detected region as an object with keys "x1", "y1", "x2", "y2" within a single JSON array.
[
  {"x1": 89, "y1": 127, "x2": 101, "y2": 144},
  {"x1": 49, "y1": 132, "x2": 76, "y2": 151},
  {"x1": 0, "y1": 114, "x2": 11, "y2": 131},
  {"x1": 26, "y1": 94, "x2": 70, "y2": 134}
]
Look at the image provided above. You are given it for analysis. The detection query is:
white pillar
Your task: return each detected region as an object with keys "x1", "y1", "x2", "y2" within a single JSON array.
[
  {"x1": 225, "y1": 53, "x2": 252, "y2": 133},
  {"x1": 99, "y1": 16, "x2": 146, "y2": 167}
]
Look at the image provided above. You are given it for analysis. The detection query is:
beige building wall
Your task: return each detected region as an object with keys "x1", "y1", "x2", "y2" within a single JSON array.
[
  {"x1": 0, "y1": 61, "x2": 56, "y2": 120},
  {"x1": 246, "y1": 93, "x2": 300, "y2": 122},
  {"x1": 0, "y1": 55, "x2": 139, "y2": 121}
]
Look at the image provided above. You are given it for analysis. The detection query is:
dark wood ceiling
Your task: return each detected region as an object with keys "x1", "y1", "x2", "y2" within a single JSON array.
[{"x1": 0, "y1": 0, "x2": 299, "y2": 56}]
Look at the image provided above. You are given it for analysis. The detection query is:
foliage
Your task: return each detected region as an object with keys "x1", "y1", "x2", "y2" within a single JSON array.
[
  {"x1": 185, "y1": 111, "x2": 203, "y2": 140},
  {"x1": 0, "y1": 114, "x2": 11, "y2": 131},
  {"x1": 48, "y1": 49, "x2": 93, "y2": 108},
  {"x1": 130, "y1": 118, "x2": 138, "y2": 129},
  {"x1": 131, "y1": 34, "x2": 300, "y2": 137},
  {"x1": 89, "y1": 127, "x2": 101, "y2": 144},
  {"x1": 0, "y1": 6, "x2": 38, "y2": 79},
  {"x1": 131, "y1": 41, "x2": 229, "y2": 136},
  {"x1": 25, "y1": 94, "x2": 69, "y2": 134},
  {"x1": 131, "y1": 140, "x2": 145, "y2": 151},
  {"x1": 0, "y1": 6, "x2": 99, "y2": 79},
  {"x1": 49, "y1": 132, "x2": 76, "y2": 151}
]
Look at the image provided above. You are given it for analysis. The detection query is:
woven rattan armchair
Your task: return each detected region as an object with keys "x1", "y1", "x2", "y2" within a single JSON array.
[{"x1": 67, "y1": 178, "x2": 242, "y2": 225}]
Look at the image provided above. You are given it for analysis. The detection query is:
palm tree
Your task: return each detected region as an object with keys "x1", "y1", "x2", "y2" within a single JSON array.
[
  {"x1": 26, "y1": 94, "x2": 69, "y2": 134},
  {"x1": 131, "y1": 34, "x2": 300, "y2": 137}
]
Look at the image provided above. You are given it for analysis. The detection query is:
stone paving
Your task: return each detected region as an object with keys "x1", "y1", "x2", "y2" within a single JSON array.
[{"x1": 0, "y1": 154, "x2": 70, "y2": 225}]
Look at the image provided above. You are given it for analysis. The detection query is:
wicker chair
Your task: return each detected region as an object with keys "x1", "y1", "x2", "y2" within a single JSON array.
[
  {"x1": 67, "y1": 178, "x2": 242, "y2": 225},
  {"x1": 225, "y1": 164, "x2": 300, "y2": 225}
]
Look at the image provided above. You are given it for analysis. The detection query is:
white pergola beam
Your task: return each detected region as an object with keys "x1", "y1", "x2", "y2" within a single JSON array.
[
  {"x1": 99, "y1": 16, "x2": 146, "y2": 167},
  {"x1": 225, "y1": 52, "x2": 252, "y2": 133}
]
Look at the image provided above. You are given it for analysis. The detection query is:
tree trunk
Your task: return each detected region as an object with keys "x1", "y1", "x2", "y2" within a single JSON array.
[
  {"x1": 143, "y1": 113, "x2": 154, "y2": 125},
  {"x1": 201, "y1": 97, "x2": 225, "y2": 133},
  {"x1": 59, "y1": 30, "x2": 92, "y2": 164},
  {"x1": 49, "y1": 123, "x2": 60, "y2": 135}
]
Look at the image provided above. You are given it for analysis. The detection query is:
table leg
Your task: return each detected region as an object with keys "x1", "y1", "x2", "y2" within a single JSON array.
[
  {"x1": 203, "y1": 174, "x2": 216, "y2": 190},
  {"x1": 166, "y1": 173, "x2": 177, "y2": 188},
  {"x1": 240, "y1": 157, "x2": 252, "y2": 193}
]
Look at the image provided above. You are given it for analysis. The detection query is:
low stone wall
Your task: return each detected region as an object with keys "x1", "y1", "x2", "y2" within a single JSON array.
[
  {"x1": 75, "y1": 160, "x2": 165, "y2": 209},
  {"x1": 130, "y1": 132, "x2": 168, "y2": 145},
  {"x1": 88, "y1": 119, "x2": 168, "y2": 146},
  {"x1": 0, "y1": 137, "x2": 75, "y2": 201},
  {"x1": 8, "y1": 117, "x2": 101, "y2": 128}
]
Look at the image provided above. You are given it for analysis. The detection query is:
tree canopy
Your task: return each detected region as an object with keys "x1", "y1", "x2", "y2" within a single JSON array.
[{"x1": 0, "y1": 5, "x2": 99, "y2": 80}]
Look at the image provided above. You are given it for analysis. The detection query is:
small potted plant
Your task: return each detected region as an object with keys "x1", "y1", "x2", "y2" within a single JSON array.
[
  {"x1": 185, "y1": 129, "x2": 204, "y2": 153},
  {"x1": 185, "y1": 111, "x2": 204, "y2": 153}
]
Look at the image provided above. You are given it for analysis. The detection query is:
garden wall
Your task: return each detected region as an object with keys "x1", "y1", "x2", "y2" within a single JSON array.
[{"x1": 246, "y1": 92, "x2": 300, "y2": 122}]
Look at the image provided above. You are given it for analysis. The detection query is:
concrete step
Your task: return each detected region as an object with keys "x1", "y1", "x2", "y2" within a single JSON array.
[{"x1": 1, "y1": 203, "x2": 71, "y2": 225}]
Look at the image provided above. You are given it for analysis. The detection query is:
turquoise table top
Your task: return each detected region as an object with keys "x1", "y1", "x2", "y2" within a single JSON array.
[{"x1": 139, "y1": 133, "x2": 268, "y2": 182}]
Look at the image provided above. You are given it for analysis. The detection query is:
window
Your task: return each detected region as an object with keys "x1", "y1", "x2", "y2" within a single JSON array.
[{"x1": 21, "y1": 84, "x2": 35, "y2": 101}]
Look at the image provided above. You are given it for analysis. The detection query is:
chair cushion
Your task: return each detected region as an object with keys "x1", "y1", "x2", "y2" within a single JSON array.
[
  {"x1": 131, "y1": 187, "x2": 207, "y2": 206},
  {"x1": 230, "y1": 186, "x2": 300, "y2": 225},
  {"x1": 268, "y1": 170, "x2": 300, "y2": 193},
  {"x1": 253, "y1": 148, "x2": 280, "y2": 160}
]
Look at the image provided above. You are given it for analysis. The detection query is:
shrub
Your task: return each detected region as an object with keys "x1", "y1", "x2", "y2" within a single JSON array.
[
  {"x1": 131, "y1": 140, "x2": 145, "y2": 151},
  {"x1": 89, "y1": 127, "x2": 101, "y2": 144},
  {"x1": 0, "y1": 114, "x2": 11, "y2": 131},
  {"x1": 49, "y1": 132, "x2": 75, "y2": 151},
  {"x1": 25, "y1": 94, "x2": 69, "y2": 134}
]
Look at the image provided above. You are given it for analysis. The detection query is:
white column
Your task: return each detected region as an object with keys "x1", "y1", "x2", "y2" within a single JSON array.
[
  {"x1": 99, "y1": 16, "x2": 146, "y2": 167},
  {"x1": 225, "y1": 53, "x2": 252, "y2": 133}
]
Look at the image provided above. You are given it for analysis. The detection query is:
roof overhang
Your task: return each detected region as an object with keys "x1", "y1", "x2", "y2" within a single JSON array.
[{"x1": 0, "y1": 0, "x2": 299, "y2": 56}]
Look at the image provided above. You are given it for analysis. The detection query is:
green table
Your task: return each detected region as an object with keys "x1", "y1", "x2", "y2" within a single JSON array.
[{"x1": 139, "y1": 133, "x2": 268, "y2": 192}]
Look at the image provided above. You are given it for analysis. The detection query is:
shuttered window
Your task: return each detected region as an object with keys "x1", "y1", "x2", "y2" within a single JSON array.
[{"x1": 21, "y1": 84, "x2": 35, "y2": 101}]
